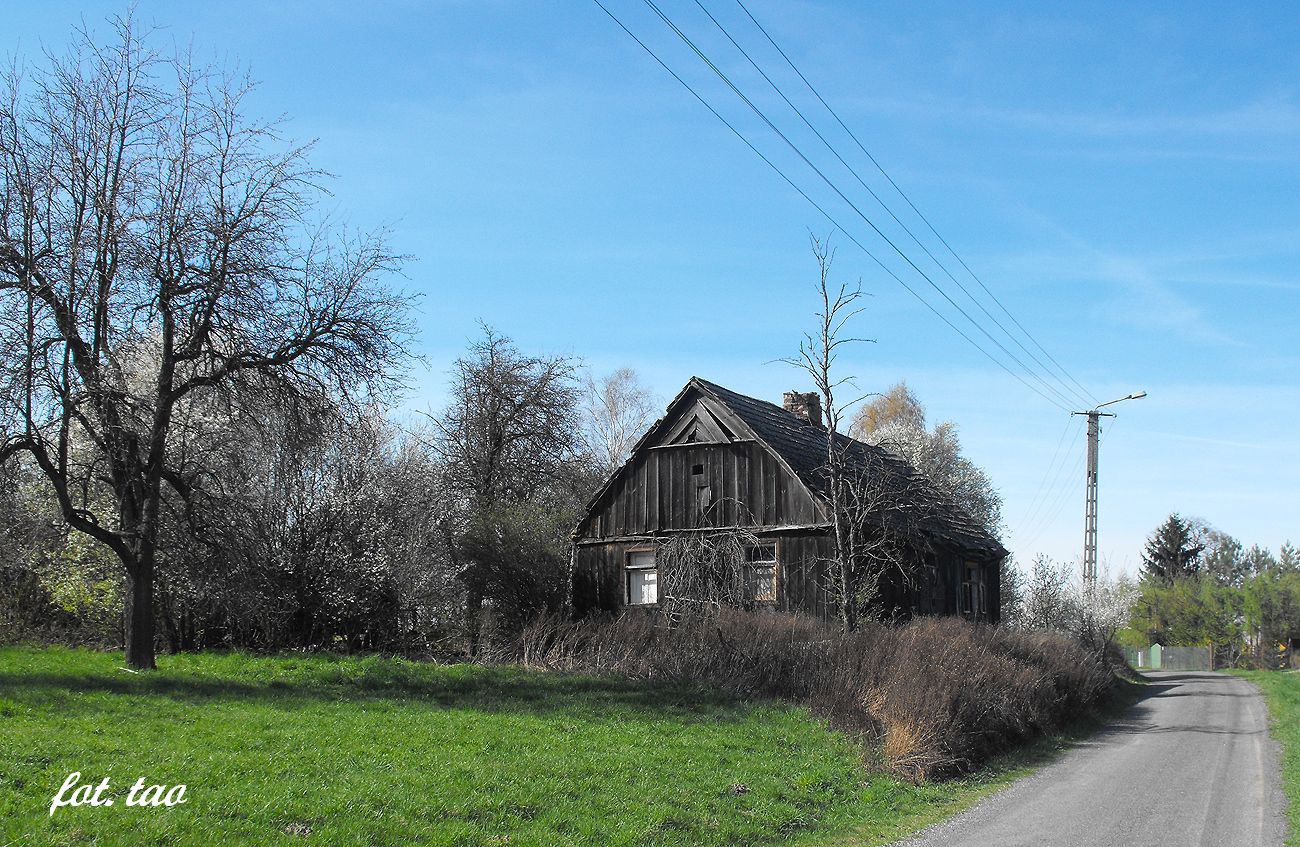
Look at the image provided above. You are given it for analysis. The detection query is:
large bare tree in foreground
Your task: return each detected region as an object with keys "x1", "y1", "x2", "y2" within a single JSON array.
[{"x1": 0, "y1": 18, "x2": 411, "y2": 668}]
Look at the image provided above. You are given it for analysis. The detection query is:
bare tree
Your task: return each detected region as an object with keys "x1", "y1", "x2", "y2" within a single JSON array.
[
  {"x1": 0, "y1": 17, "x2": 412, "y2": 668},
  {"x1": 431, "y1": 325, "x2": 589, "y2": 652},
  {"x1": 581, "y1": 367, "x2": 658, "y2": 474},
  {"x1": 782, "y1": 237, "x2": 872, "y2": 630},
  {"x1": 654, "y1": 529, "x2": 768, "y2": 616}
]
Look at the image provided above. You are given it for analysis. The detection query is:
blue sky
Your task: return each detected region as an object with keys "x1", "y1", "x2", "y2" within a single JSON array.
[{"x1": 11, "y1": 1, "x2": 1300, "y2": 574}]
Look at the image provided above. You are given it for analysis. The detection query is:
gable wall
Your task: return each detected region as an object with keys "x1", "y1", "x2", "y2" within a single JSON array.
[{"x1": 581, "y1": 439, "x2": 822, "y2": 538}]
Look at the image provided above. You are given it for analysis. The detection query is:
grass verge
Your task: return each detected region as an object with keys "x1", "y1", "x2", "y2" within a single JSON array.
[
  {"x1": 1230, "y1": 669, "x2": 1300, "y2": 846},
  {"x1": 1, "y1": 646, "x2": 1129, "y2": 847}
]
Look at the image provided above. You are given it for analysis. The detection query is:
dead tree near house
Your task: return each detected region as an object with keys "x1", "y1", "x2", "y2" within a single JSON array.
[
  {"x1": 0, "y1": 18, "x2": 412, "y2": 668},
  {"x1": 837, "y1": 441, "x2": 937, "y2": 619},
  {"x1": 782, "y1": 237, "x2": 879, "y2": 631}
]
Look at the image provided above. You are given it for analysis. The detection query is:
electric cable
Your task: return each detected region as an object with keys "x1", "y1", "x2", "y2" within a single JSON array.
[
  {"x1": 592, "y1": 0, "x2": 1073, "y2": 412},
  {"x1": 640, "y1": 0, "x2": 1077, "y2": 410},
  {"x1": 732, "y1": 0, "x2": 1100, "y2": 407},
  {"x1": 695, "y1": 0, "x2": 1094, "y2": 410}
]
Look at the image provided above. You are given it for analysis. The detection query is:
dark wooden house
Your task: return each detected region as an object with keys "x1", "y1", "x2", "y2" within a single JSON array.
[{"x1": 571, "y1": 377, "x2": 1008, "y2": 622}]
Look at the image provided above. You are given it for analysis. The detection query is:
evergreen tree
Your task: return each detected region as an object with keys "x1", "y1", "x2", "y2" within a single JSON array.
[
  {"x1": 1243, "y1": 545, "x2": 1280, "y2": 576},
  {"x1": 1280, "y1": 542, "x2": 1299, "y2": 572},
  {"x1": 1140, "y1": 514, "x2": 1205, "y2": 583}
]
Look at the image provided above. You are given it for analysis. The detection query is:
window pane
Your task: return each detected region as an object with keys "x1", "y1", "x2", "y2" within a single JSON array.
[
  {"x1": 628, "y1": 569, "x2": 657, "y2": 605},
  {"x1": 629, "y1": 551, "x2": 655, "y2": 569},
  {"x1": 746, "y1": 565, "x2": 776, "y2": 603}
]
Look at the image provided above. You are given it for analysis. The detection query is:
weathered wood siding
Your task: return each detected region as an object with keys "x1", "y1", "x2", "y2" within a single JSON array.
[
  {"x1": 574, "y1": 535, "x2": 998, "y2": 622},
  {"x1": 572, "y1": 542, "x2": 634, "y2": 614},
  {"x1": 769, "y1": 533, "x2": 837, "y2": 619},
  {"x1": 866, "y1": 548, "x2": 1001, "y2": 623},
  {"x1": 571, "y1": 386, "x2": 1001, "y2": 624},
  {"x1": 582, "y1": 441, "x2": 821, "y2": 538},
  {"x1": 574, "y1": 532, "x2": 838, "y2": 618}
]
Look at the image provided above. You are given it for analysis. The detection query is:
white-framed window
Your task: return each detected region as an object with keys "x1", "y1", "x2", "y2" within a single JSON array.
[
  {"x1": 744, "y1": 543, "x2": 778, "y2": 604},
  {"x1": 625, "y1": 550, "x2": 658, "y2": 606}
]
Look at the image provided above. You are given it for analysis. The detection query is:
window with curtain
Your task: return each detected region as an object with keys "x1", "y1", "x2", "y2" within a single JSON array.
[
  {"x1": 745, "y1": 543, "x2": 777, "y2": 603},
  {"x1": 626, "y1": 550, "x2": 657, "y2": 605}
]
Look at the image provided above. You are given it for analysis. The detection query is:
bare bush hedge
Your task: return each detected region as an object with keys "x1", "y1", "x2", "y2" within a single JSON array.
[{"x1": 519, "y1": 609, "x2": 1113, "y2": 780}]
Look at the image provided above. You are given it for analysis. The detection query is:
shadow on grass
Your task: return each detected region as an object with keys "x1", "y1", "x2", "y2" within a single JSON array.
[{"x1": 0, "y1": 651, "x2": 762, "y2": 723}]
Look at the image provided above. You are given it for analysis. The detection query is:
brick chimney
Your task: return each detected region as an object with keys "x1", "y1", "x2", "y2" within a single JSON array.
[{"x1": 783, "y1": 391, "x2": 823, "y2": 429}]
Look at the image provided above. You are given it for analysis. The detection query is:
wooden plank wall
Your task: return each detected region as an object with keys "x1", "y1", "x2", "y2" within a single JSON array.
[
  {"x1": 575, "y1": 537, "x2": 1001, "y2": 623},
  {"x1": 772, "y1": 534, "x2": 837, "y2": 619},
  {"x1": 573, "y1": 543, "x2": 631, "y2": 614},
  {"x1": 584, "y1": 441, "x2": 819, "y2": 537},
  {"x1": 574, "y1": 533, "x2": 839, "y2": 619}
]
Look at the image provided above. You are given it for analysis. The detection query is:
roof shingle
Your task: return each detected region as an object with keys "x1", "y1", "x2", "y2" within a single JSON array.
[{"x1": 691, "y1": 378, "x2": 1008, "y2": 560}]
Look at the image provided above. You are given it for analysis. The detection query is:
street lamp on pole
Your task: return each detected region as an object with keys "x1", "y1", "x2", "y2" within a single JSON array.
[{"x1": 1072, "y1": 391, "x2": 1146, "y2": 588}]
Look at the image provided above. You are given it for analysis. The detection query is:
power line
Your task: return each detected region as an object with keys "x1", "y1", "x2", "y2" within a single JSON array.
[
  {"x1": 637, "y1": 0, "x2": 1077, "y2": 411},
  {"x1": 731, "y1": 0, "x2": 1100, "y2": 407},
  {"x1": 1018, "y1": 425, "x2": 1087, "y2": 553},
  {"x1": 588, "y1": 0, "x2": 1069, "y2": 412},
  {"x1": 1017, "y1": 415, "x2": 1085, "y2": 541},
  {"x1": 1018, "y1": 411, "x2": 1125, "y2": 555},
  {"x1": 694, "y1": 0, "x2": 1093, "y2": 411}
]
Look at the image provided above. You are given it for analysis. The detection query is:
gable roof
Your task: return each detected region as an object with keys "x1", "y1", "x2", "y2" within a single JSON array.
[
  {"x1": 576, "y1": 376, "x2": 1007, "y2": 560},
  {"x1": 690, "y1": 379, "x2": 1007, "y2": 560}
]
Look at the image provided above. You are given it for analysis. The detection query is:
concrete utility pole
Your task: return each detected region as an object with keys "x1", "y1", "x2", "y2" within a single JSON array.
[{"x1": 1073, "y1": 391, "x2": 1146, "y2": 587}]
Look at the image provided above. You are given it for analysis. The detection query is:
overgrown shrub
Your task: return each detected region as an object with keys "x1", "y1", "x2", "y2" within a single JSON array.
[{"x1": 519, "y1": 609, "x2": 1113, "y2": 781}]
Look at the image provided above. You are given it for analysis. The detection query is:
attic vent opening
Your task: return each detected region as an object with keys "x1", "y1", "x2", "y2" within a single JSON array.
[{"x1": 691, "y1": 463, "x2": 704, "y2": 475}]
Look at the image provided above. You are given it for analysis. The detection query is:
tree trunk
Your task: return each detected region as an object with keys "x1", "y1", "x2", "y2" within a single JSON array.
[
  {"x1": 465, "y1": 579, "x2": 483, "y2": 658},
  {"x1": 123, "y1": 560, "x2": 157, "y2": 669}
]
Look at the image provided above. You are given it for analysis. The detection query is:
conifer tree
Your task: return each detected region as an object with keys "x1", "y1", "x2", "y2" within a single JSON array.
[{"x1": 1140, "y1": 514, "x2": 1205, "y2": 583}]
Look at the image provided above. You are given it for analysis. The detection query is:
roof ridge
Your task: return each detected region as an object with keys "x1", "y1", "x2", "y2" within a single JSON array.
[{"x1": 694, "y1": 379, "x2": 1006, "y2": 559}]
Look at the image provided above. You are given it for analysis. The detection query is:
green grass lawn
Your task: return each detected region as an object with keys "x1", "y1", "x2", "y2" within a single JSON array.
[
  {"x1": 1, "y1": 646, "x2": 1066, "y2": 847},
  {"x1": 1232, "y1": 669, "x2": 1300, "y2": 846}
]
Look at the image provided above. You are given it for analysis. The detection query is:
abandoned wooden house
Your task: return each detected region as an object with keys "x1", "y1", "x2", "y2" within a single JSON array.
[{"x1": 571, "y1": 377, "x2": 1008, "y2": 623}]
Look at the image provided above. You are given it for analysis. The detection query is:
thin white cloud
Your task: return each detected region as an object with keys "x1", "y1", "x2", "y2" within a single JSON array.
[{"x1": 851, "y1": 92, "x2": 1300, "y2": 140}]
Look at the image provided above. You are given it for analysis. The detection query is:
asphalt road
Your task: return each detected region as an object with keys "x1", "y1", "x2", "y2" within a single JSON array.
[{"x1": 892, "y1": 671, "x2": 1288, "y2": 847}]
